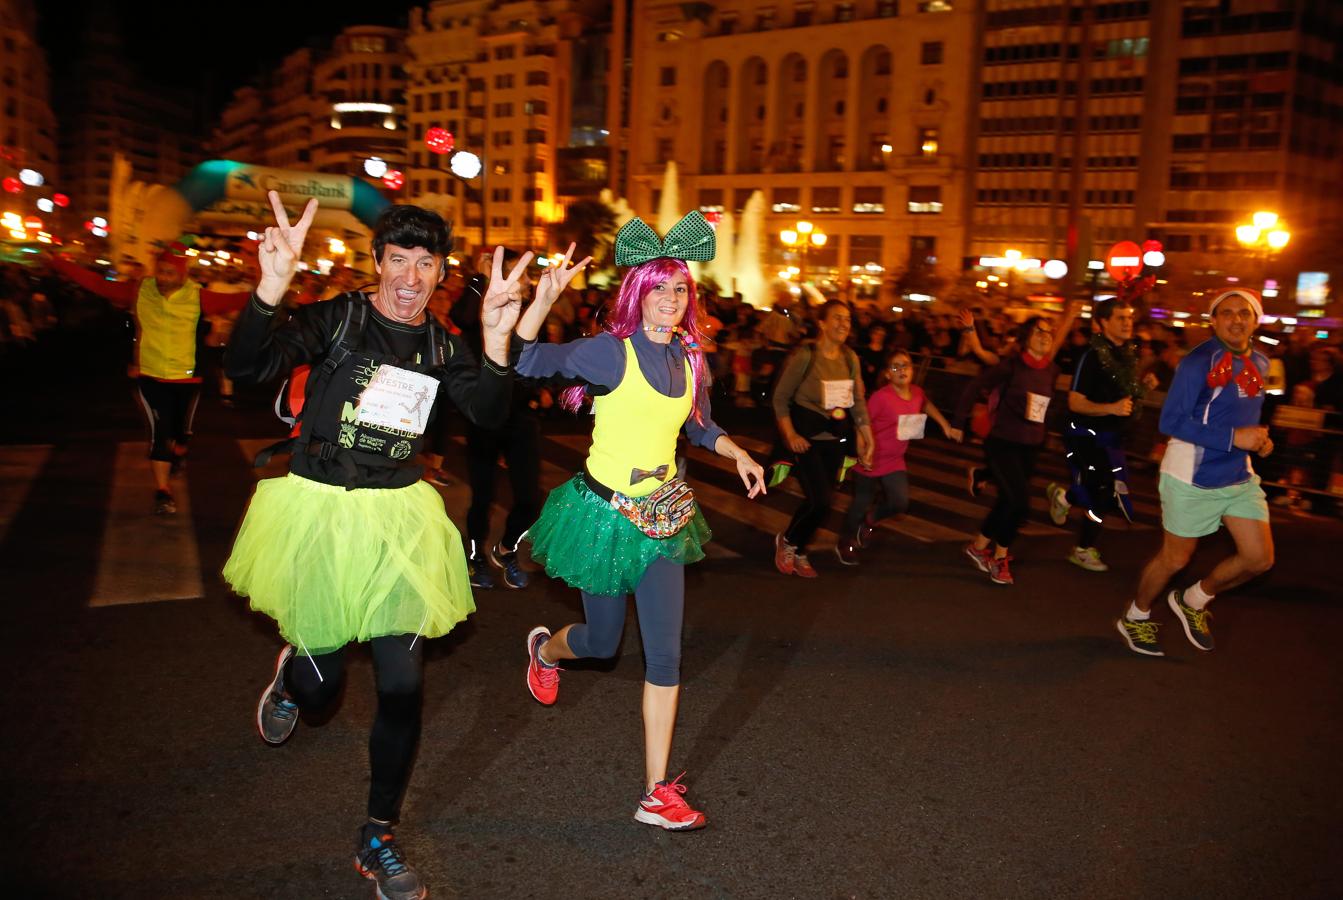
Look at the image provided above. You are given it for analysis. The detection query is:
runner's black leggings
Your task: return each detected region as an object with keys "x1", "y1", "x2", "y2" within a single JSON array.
[
  {"x1": 135, "y1": 376, "x2": 199, "y2": 462},
  {"x1": 1065, "y1": 429, "x2": 1117, "y2": 549},
  {"x1": 980, "y1": 436, "x2": 1040, "y2": 549},
  {"x1": 285, "y1": 633, "x2": 423, "y2": 822},
  {"x1": 568, "y1": 556, "x2": 684, "y2": 687},
  {"x1": 465, "y1": 413, "x2": 542, "y2": 550},
  {"x1": 841, "y1": 470, "x2": 910, "y2": 539},
  {"x1": 784, "y1": 438, "x2": 847, "y2": 552}
]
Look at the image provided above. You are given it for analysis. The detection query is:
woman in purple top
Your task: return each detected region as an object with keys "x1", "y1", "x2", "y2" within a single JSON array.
[{"x1": 955, "y1": 315, "x2": 1065, "y2": 585}]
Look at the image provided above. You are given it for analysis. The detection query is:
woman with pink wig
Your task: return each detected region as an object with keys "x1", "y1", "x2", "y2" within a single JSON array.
[{"x1": 514, "y1": 213, "x2": 766, "y2": 831}]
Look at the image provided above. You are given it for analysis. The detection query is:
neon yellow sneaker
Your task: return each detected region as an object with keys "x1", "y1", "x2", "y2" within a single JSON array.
[
  {"x1": 1116, "y1": 617, "x2": 1164, "y2": 657},
  {"x1": 1167, "y1": 589, "x2": 1214, "y2": 651}
]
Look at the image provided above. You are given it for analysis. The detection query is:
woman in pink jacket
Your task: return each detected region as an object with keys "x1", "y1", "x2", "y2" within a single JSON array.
[{"x1": 836, "y1": 349, "x2": 961, "y2": 564}]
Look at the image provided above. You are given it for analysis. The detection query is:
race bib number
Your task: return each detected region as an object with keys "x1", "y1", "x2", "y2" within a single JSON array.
[
  {"x1": 821, "y1": 379, "x2": 855, "y2": 410},
  {"x1": 1026, "y1": 391, "x2": 1050, "y2": 424},
  {"x1": 355, "y1": 364, "x2": 438, "y2": 436},
  {"x1": 896, "y1": 413, "x2": 927, "y2": 441}
]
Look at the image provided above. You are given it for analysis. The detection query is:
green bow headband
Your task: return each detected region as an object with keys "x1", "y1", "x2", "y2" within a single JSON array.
[{"x1": 614, "y1": 211, "x2": 716, "y2": 267}]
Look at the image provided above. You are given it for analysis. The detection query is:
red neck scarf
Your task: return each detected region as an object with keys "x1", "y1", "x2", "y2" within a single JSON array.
[{"x1": 1206, "y1": 342, "x2": 1261, "y2": 398}]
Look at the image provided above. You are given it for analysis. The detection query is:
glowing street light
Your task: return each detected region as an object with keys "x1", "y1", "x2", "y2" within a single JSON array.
[
  {"x1": 18, "y1": 168, "x2": 43, "y2": 187},
  {"x1": 1252, "y1": 210, "x2": 1278, "y2": 230},
  {"x1": 1237, "y1": 212, "x2": 1290, "y2": 253},
  {"x1": 449, "y1": 150, "x2": 482, "y2": 179},
  {"x1": 779, "y1": 220, "x2": 827, "y2": 285},
  {"x1": 364, "y1": 157, "x2": 389, "y2": 178}
]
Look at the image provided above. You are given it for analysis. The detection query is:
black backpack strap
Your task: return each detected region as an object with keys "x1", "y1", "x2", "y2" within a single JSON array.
[
  {"x1": 320, "y1": 294, "x2": 369, "y2": 375},
  {"x1": 427, "y1": 318, "x2": 450, "y2": 368}
]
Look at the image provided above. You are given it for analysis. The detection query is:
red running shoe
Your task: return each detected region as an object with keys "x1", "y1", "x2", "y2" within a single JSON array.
[
  {"x1": 963, "y1": 542, "x2": 993, "y2": 574},
  {"x1": 525, "y1": 626, "x2": 560, "y2": 705},
  {"x1": 987, "y1": 554, "x2": 1014, "y2": 585},
  {"x1": 773, "y1": 532, "x2": 796, "y2": 575},
  {"x1": 634, "y1": 773, "x2": 707, "y2": 831},
  {"x1": 793, "y1": 552, "x2": 818, "y2": 578}
]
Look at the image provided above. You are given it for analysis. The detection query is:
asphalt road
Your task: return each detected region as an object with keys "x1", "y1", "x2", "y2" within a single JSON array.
[{"x1": 3, "y1": 335, "x2": 1341, "y2": 899}]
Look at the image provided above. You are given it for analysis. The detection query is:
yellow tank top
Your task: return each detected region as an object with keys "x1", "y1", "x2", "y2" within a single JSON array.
[
  {"x1": 135, "y1": 278, "x2": 202, "y2": 380},
  {"x1": 587, "y1": 337, "x2": 693, "y2": 498}
]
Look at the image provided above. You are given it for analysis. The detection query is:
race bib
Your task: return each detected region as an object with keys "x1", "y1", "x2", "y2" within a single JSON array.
[
  {"x1": 821, "y1": 379, "x2": 855, "y2": 411},
  {"x1": 896, "y1": 413, "x2": 927, "y2": 441},
  {"x1": 355, "y1": 364, "x2": 439, "y2": 436},
  {"x1": 1025, "y1": 391, "x2": 1051, "y2": 424}
]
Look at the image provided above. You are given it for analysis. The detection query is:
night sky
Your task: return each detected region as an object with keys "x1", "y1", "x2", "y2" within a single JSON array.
[{"x1": 37, "y1": 0, "x2": 419, "y2": 119}]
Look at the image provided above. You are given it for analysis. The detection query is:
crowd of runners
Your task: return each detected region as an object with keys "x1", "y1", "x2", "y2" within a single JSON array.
[{"x1": 17, "y1": 194, "x2": 1337, "y2": 900}]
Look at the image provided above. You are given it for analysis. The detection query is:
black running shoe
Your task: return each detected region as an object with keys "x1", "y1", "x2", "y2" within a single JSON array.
[
  {"x1": 354, "y1": 826, "x2": 426, "y2": 900},
  {"x1": 468, "y1": 541, "x2": 496, "y2": 589},
  {"x1": 490, "y1": 541, "x2": 530, "y2": 589},
  {"x1": 153, "y1": 489, "x2": 177, "y2": 515}
]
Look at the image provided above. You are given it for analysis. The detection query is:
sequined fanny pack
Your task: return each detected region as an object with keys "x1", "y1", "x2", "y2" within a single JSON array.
[{"x1": 609, "y1": 478, "x2": 696, "y2": 540}]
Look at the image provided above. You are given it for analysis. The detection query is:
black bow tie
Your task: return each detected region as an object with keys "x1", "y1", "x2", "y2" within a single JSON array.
[{"x1": 630, "y1": 465, "x2": 669, "y2": 485}]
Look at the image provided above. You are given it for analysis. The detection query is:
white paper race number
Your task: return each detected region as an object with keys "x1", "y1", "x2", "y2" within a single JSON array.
[
  {"x1": 1025, "y1": 391, "x2": 1051, "y2": 424},
  {"x1": 355, "y1": 364, "x2": 439, "y2": 435},
  {"x1": 896, "y1": 413, "x2": 927, "y2": 441},
  {"x1": 821, "y1": 379, "x2": 855, "y2": 410}
]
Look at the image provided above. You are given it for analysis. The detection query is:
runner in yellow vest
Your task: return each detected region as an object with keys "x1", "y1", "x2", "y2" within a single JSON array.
[
  {"x1": 53, "y1": 246, "x2": 249, "y2": 513},
  {"x1": 516, "y1": 213, "x2": 767, "y2": 832}
]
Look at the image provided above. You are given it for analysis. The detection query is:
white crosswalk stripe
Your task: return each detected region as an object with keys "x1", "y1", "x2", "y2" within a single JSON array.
[
  {"x1": 0, "y1": 444, "x2": 51, "y2": 547},
  {"x1": 0, "y1": 423, "x2": 1161, "y2": 610},
  {"x1": 90, "y1": 442, "x2": 203, "y2": 607}
]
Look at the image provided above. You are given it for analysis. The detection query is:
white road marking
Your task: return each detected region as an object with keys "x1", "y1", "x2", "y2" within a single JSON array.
[{"x1": 90, "y1": 442, "x2": 203, "y2": 607}]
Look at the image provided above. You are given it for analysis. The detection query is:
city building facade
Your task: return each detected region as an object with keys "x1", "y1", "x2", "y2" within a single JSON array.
[
  {"x1": 970, "y1": 0, "x2": 1159, "y2": 271},
  {"x1": 0, "y1": 0, "x2": 58, "y2": 187},
  {"x1": 211, "y1": 27, "x2": 409, "y2": 179},
  {"x1": 51, "y1": 10, "x2": 200, "y2": 231},
  {"x1": 624, "y1": 0, "x2": 976, "y2": 298},
  {"x1": 406, "y1": 0, "x2": 610, "y2": 253},
  {"x1": 1148, "y1": 0, "x2": 1343, "y2": 311}
]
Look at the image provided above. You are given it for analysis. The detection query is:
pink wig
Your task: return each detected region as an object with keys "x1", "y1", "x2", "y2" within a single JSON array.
[{"x1": 561, "y1": 257, "x2": 709, "y2": 424}]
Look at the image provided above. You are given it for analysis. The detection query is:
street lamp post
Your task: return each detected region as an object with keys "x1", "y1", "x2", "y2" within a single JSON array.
[
  {"x1": 1235, "y1": 210, "x2": 1290, "y2": 302},
  {"x1": 779, "y1": 220, "x2": 827, "y2": 286}
]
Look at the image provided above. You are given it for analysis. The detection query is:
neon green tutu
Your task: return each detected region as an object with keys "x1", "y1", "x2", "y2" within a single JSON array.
[
  {"x1": 526, "y1": 474, "x2": 711, "y2": 597},
  {"x1": 223, "y1": 473, "x2": 474, "y2": 655}
]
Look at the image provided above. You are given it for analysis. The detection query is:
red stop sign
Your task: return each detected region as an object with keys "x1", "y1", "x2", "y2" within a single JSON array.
[{"x1": 1105, "y1": 241, "x2": 1142, "y2": 281}]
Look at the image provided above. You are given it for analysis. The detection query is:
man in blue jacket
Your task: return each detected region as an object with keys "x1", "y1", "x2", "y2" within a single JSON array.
[{"x1": 1117, "y1": 289, "x2": 1275, "y2": 656}]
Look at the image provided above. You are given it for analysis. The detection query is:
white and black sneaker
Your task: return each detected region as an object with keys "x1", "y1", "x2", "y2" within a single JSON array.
[{"x1": 256, "y1": 645, "x2": 299, "y2": 745}]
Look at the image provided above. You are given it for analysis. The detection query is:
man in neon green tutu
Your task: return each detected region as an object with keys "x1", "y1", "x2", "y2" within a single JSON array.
[{"x1": 223, "y1": 191, "x2": 563, "y2": 900}]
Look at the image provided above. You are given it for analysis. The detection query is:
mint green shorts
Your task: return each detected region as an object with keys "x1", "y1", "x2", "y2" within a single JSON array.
[{"x1": 1158, "y1": 473, "x2": 1269, "y2": 538}]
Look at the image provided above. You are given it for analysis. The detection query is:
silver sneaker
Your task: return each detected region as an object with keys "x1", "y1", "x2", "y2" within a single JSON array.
[
  {"x1": 256, "y1": 645, "x2": 299, "y2": 745},
  {"x1": 355, "y1": 828, "x2": 427, "y2": 900}
]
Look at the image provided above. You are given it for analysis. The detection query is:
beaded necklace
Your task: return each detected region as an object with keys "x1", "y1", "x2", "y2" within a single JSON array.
[{"x1": 642, "y1": 323, "x2": 699, "y2": 350}]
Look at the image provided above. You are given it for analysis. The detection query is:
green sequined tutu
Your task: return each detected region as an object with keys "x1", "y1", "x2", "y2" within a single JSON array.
[{"x1": 526, "y1": 474, "x2": 711, "y2": 596}]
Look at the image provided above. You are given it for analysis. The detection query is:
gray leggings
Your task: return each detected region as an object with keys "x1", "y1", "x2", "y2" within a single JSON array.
[
  {"x1": 841, "y1": 470, "x2": 910, "y2": 540},
  {"x1": 567, "y1": 556, "x2": 684, "y2": 687}
]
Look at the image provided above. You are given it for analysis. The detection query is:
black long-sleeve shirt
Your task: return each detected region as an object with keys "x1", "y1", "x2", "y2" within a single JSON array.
[{"x1": 228, "y1": 292, "x2": 511, "y2": 487}]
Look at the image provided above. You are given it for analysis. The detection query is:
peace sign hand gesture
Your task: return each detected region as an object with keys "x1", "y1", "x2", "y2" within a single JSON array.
[
  {"x1": 256, "y1": 190, "x2": 318, "y2": 306},
  {"x1": 480, "y1": 245, "x2": 535, "y2": 366},
  {"x1": 534, "y1": 243, "x2": 592, "y2": 311}
]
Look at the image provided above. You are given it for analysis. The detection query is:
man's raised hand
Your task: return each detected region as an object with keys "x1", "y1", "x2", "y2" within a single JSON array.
[
  {"x1": 481, "y1": 245, "x2": 535, "y2": 341},
  {"x1": 256, "y1": 191, "x2": 318, "y2": 306}
]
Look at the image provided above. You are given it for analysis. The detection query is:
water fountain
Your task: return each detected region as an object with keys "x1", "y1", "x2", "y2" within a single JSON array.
[
  {"x1": 732, "y1": 190, "x2": 768, "y2": 308},
  {"x1": 656, "y1": 161, "x2": 680, "y2": 235},
  {"x1": 703, "y1": 211, "x2": 736, "y2": 296}
]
